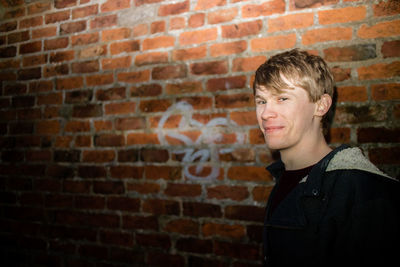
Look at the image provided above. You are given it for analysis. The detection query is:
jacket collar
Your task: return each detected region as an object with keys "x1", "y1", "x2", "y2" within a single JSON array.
[{"x1": 264, "y1": 145, "x2": 350, "y2": 228}]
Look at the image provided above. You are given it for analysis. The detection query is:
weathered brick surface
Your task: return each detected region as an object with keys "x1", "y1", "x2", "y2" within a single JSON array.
[{"x1": 0, "y1": 0, "x2": 398, "y2": 266}]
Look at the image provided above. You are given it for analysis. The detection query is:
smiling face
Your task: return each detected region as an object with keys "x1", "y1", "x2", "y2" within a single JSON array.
[{"x1": 255, "y1": 82, "x2": 319, "y2": 152}]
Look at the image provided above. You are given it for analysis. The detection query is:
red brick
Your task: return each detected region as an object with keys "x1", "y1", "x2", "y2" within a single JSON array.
[
  {"x1": 50, "y1": 50, "x2": 74, "y2": 63},
  {"x1": 142, "y1": 199, "x2": 180, "y2": 215},
  {"x1": 215, "y1": 93, "x2": 254, "y2": 108},
  {"x1": 324, "y1": 44, "x2": 376, "y2": 62},
  {"x1": 45, "y1": 11, "x2": 70, "y2": 24},
  {"x1": 135, "y1": 51, "x2": 168, "y2": 66},
  {"x1": 210, "y1": 40, "x2": 247, "y2": 57},
  {"x1": 20, "y1": 41, "x2": 42, "y2": 54},
  {"x1": 172, "y1": 46, "x2": 207, "y2": 61},
  {"x1": 101, "y1": 0, "x2": 130, "y2": 12},
  {"x1": 208, "y1": 7, "x2": 238, "y2": 24},
  {"x1": 158, "y1": 0, "x2": 189, "y2": 16},
  {"x1": 268, "y1": 13, "x2": 313, "y2": 32},
  {"x1": 165, "y1": 183, "x2": 202, "y2": 197},
  {"x1": 143, "y1": 36, "x2": 174, "y2": 50},
  {"x1": 102, "y1": 27, "x2": 130, "y2": 42},
  {"x1": 232, "y1": 56, "x2": 267, "y2": 72},
  {"x1": 96, "y1": 87, "x2": 125, "y2": 101},
  {"x1": 230, "y1": 111, "x2": 258, "y2": 126},
  {"x1": 373, "y1": 0, "x2": 400, "y2": 17},
  {"x1": 3, "y1": 8, "x2": 24, "y2": 20},
  {"x1": 358, "y1": 20, "x2": 400, "y2": 39},
  {"x1": 28, "y1": 2, "x2": 51, "y2": 14},
  {"x1": 99, "y1": 230, "x2": 134, "y2": 247},
  {"x1": 331, "y1": 66, "x2": 351, "y2": 82},
  {"x1": 36, "y1": 120, "x2": 60, "y2": 134},
  {"x1": 206, "y1": 76, "x2": 247, "y2": 92},
  {"x1": 302, "y1": 27, "x2": 352, "y2": 45},
  {"x1": 37, "y1": 92, "x2": 63, "y2": 105},
  {"x1": 166, "y1": 81, "x2": 203, "y2": 94},
  {"x1": 179, "y1": 28, "x2": 217, "y2": 46},
  {"x1": 95, "y1": 134, "x2": 125, "y2": 147},
  {"x1": 334, "y1": 105, "x2": 388, "y2": 124},
  {"x1": 225, "y1": 205, "x2": 264, "y2": 222},
  {"x1": 0, "y1": 47, "x2": 17, "y2": 58},
  {"x1": 117, "y1": 70, "x2": 150, "y2": 83},
  {"x1": 105, "y1": 102, "x2": 136, "y2": 115},
  {"x1": 328, "y1": 127, "x2": 351, "y2": 144},
  {"x1": 131, "y1": 84, "x2": 162, "y2": 97},
  {"x1": 139, "y1": 99, "x2": 172, "y2": 112},
  {"x1": 152, "y1": 65, "x2": 186, "y2": 80},
  {"x1": 369, "y1": 147, "x2": 400, "y2": 165},
  {"x1": 252, "y1": 185, "x2": 273, "y2": 202},
  {"x1": 71, "y1": 32, "x2": 99, "y2": 46},
  {"x1": 135, "y1": 0, "x2": 164, "y2": 6},
  {"x1": 228, "y1": 166, "x2": 272, "y2": 182},
  {"x1": 214, "y1": 240, "x2": 260, "y2": 260},
  {"x1": 72, "y1": 60, "x2": 99, "y2": 73},
  {"x1": 141, "y1": 148, "x2": 169, "y2": 162},
  {"x1": 195, "y1": 0, "x2": 226, "y2": 10},
  {"x1": 86, "y1": 73, "x2": 113, "y2": 86},
  {"x1": 357, "y1": 61, "x2": 400, "y2": 80},
  {"x1": 207, "y1": 185, "x2": 249, "y2": 201},
  {"x1": 60, "y1": 20, "x2": 86, "y2": 34},
  {"x1": 107, "y1": 196, "x2": 140, "y2": 211},
  {"x1": 118, "y1": 134, "x2": 147, "y2": 148},
  {"x1": 44, "y1": 37, "x2": 68, "y2": 50},
  {"x1": 73, "y1": 104, "x2": 102, "y2": 118},
  {"x1": 190, "y1": 60, "x2": 228, "y2": 75},
  {"x1": 55, "y1": 0, "x2": 77, "y2": 9},
  {"x1": 122, "y1": 215, "x2": 158, "y2": 230},
  {"x1": 94, "y1": 120, "x2": 113, "y2": 131},
  {"x1": 90, "y1": 14, "x2": 117, "y2": 29},
  {"x1": 133, "y1": 23, "x2": 148, "y2": 36},
  {"x1": 32, "y1": 26, "x2": 57, "y2": 39},
  {"x1": 188, "y1": 13, "x2": 205, "y2": 28},
  {"x1": 222, "y1": 20, "x2": 262, "y2": 38},
  {"x1": 371, "y1": 83, "x2": 400, "y2": 101},
  {"x1": 336, "y1": 86, "x2": 367, "y2": 102},
  {"x1": 318, "y1": 6, "x2": 366, "y2": 24},
  {"x1": 19, "y1": 16, "x2": 43, "y2": 29},
  {"x1": 202, "y1": 222, "x2": 245, "y2": 239},
  {"x1": 82, "y1": 150, "x2": 115, "y2": 163},
  {"x1": 169, "y1": 17, "x2": 185, "y2": 30},
  {"x1": 251, "y1": 34, "x2": 296, "y2": 52},
  {"x1": 79, "y1": 45, "x2": 106, "y2": 58},
  {"x1": 382, "y1": 40, "x2": 400, "y2": 58},
  {"x1": 137, "y1": 233, "x2": 171, "y2": 249},
  {"x1": 65, "y1": 121, "x2": 91, "y2": 132},
  {"x1": 151, "y1": 20, "x2": 166, "y2": 33},
  {"x1": 290, "y1": 0, "x2": 339, "y2": 10},
  {"x1": 175, "y1": 238, "x2": 212, "y2": 254},
  {"x1": 127, "y1": 182, "x2": 160, "y2": 194},
  {"x1": 110, "y1": 40, "x2": 140, "y2": 55},
  {"x1": 242, "y1": 0, "x2": 285, "y2": 17},
  {"x1": 17, "y1": 67, "x2": 41, "y2": 80},
  {"x1": 102, "y1": 56, "x2": 131, "y2": 70},
  {"x1": 22, "y1": 54, "x2": 47, "y2": 67},
  {"x1": 8, "y1": 30, "x2": 29, "y2": 44},
  {"x1": 164, "y1": 219, "x2": 199, "y2": 235},
  {"x1": 357, "y1": 127, "x2": 400, "y2": 143},
  {"x1": 72, "y1": 4, "x2": 98, "y2": 19}
]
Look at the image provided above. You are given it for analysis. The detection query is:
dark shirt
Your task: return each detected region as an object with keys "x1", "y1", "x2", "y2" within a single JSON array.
[{"x1": 270, "y1": 165, "x2": 314, "y2": 214}]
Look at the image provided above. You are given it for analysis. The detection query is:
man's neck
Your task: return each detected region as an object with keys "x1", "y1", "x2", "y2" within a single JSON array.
[{"x1": 280, "y1": 134, "x2": 332, "y2": 171}]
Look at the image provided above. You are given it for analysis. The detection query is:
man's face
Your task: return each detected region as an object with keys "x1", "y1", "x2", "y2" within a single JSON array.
[{"x1": 255, "y1": 82, "x2": 318, "y2": 152}]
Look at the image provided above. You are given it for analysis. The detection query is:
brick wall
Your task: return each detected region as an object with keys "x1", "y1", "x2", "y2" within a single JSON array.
[{"x1": 0, "y1": 0, "x2": 399, "y2": 266}]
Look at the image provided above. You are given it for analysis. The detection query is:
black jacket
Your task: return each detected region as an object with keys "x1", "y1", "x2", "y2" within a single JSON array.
[{"x1": 263, "y1": 145, "x2": 399, "y2": 266}]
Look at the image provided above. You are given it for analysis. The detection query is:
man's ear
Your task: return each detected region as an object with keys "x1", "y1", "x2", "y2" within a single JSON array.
[{"x1": 314, "y1": 94, "x2": 332, "y2": 117}]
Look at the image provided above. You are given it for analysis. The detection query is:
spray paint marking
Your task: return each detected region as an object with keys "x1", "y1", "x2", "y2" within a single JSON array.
[{"x1": 157, "y1": 101, "x2": 245, "y2": 181}]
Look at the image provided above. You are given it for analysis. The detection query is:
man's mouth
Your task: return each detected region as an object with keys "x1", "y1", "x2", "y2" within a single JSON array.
[{"x1": 264, "y1": 126, "x2": 284, "y2": 133}]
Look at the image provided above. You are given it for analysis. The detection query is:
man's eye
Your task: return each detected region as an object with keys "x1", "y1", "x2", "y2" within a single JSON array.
[
  {"x1": 256, "y1": 100, "x2": 266, "y2": 105},
  {"x1": 278, "y1": 97, "x2": 288, "y2": 102}
]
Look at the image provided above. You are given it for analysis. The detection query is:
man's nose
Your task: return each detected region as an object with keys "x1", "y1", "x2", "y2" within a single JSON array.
[{"x1": 261, "y1": 103, "x2": 277, "y2": 120}]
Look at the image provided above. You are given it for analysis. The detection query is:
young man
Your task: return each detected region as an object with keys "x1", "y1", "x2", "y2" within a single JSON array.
[{"x1": 254, "y1": 49, "x2": 399, "y2": 266}]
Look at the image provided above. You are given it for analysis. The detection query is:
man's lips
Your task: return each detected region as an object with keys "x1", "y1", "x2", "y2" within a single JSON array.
[{"x1": 263, "y1": 125, "x2": 284, "y2": 133}]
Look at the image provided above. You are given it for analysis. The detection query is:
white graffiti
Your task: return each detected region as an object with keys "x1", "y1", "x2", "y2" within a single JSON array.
[{"x1": 157, "y1": 101, "x2": 245, "y2": 181}]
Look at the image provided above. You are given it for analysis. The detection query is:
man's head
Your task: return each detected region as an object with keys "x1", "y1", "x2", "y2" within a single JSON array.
[
  {"x1": 253, "y1": 49, "x2": 335, "y2": 133},
  {"x1": 253, "y1": 49, "x2": 334, "y2": 102}
]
